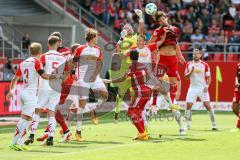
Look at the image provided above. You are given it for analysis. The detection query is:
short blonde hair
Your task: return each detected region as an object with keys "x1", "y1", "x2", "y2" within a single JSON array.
[
  {"x1": 48, "y1": 36, "x2": 61, "y2": 46},
  {"x1": 29, "y1": 42, "x2": 42, "y2": 55},
  {"x1": 85, "y1": 28, "x2": 98, "y2": 42}
]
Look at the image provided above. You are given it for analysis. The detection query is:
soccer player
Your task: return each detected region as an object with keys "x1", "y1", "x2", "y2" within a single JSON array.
[
  {"x1": 232, "y1": 62, "x2": 240, "y2": 130},
  {"x1": 149, "y1": 11, "x2": 185, "y2": 106},
  {"x1": 149, "y1": 11, "x2": 185, "y2": 134},
  {"x1": 26, "y1": 36, "x2": 69, "y2": 146},
  {"x1": 184, "y1": 48, "x2": 217, "y2": 130},
  {"x1": 30, "y1": 32, "x2": 75, "y2": 143},
  {"x1": 7, "y1": 42, "x2": 56, "y2": 151},
  {"x1": 104, "y1": 50, "x2": 152, "y2": 140},
  {"x1": 113, "y1": 9, "x2": 145, "y2": 121},
  {"x1": 70, "y1": 28, "x2": 108, "y2": 123}
]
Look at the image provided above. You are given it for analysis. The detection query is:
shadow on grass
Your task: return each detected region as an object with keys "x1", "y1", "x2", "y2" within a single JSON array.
[
  {"x1": 67, "y1": 140, "x2": 123, "y2": 145},
  {"x1": 176, "y1": 137, "x2": 206, "y2": 141},
  {"x1": 26, "y1": 150, "x2": 66, "y2": 154}
]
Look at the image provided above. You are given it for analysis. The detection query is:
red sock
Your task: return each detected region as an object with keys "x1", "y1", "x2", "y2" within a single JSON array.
[
  {"x1": 237, "y1": 113, "x2": 240, "y2": 128},
  {"x1": 170, "y1": 83, "x2": 177, "y2": 103},
  {"x1": 128, "y1": 108, "x2": 144, "y2": 133},
  {"x1": 151, "y1": 91, "x2": 158, "y2": 106},
  {"x1": 55, "y1": 110, "x2": 68, "y2": 132}
]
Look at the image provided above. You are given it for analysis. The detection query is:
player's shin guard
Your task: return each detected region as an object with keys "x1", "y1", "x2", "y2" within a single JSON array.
[
  {"x1": 55, "y1": 110, "x2": 68, "y2": 133},
  {"x1": 151, "y1": 91, "x2": 158, "y2": 106},
  {"x1": 129, "y1": 109, "x2": 145, "y2": 133},
  {"x1": 76, "y1": 112, "x2": 83, "y2": 131},
  {"x1": 114, "y1": 94, "x2": 122, "y2": 113},
  {"x1": 48, "y1": 117, "x2": 56, "y2": 137},
  {"x1": 170, "y1": 83, "x2": 177, "y2": 103},
  {"x1": 208, "y1": 109, "x2": 216, "y2": 126},
  {"x1": 185, "y1": 109, "x2": 191, "y2": 129},
  {"x1": 172, "y1": 110, "x2": 183, "y2": 130},
  {"x1": 30, "y1": 114, "x2": 40, "y2": 134},
  {"x1": 12, "y1": 118, "x2": 30, "y2": 145}
]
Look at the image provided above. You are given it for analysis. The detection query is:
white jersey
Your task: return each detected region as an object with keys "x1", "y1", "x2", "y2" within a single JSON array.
[
  {"x1": 185, "y1": 60, "x2": 210, "y2": 89},
  {"x1": 73, "y1": 44, "x2": 102, "y2": 82},
  {"x1": 39, "y1": 50, "x2": 68, "y2": 91},
  {"x1": 129, "y1": 43, "x2": 157, "y2": 71},
  {"x1": 16, "y1": 57, "x2": 42, "y2": 92}
]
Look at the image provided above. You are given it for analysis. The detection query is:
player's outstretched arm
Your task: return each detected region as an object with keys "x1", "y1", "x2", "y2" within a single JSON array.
[
  {"x1": 134, "y1": 9, "x2": 144, "y2": 35},
  {"x1": 6, "y1": 75, "x2": 19, "y2": 100},
  {"x1": 204, "y1": 75, "x2": 211, "y2": 92},
  {"x1": 103, "y1": 73, "x2": 127, "y2": 84}
]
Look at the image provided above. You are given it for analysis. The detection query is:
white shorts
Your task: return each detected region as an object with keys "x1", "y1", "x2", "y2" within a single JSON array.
[
  {"x1": 66, "y1": 94, "x2": 79, "y2": 109},
  {"x1": 77, "y1": 76, "x2": 107, "y2": 99},
  {"x1": 186, "y1": 87, "x2": 210, "y2": 104},
  {"x1": 20, "y1": 89, "x2": 38, "y2": 117},
  {"x1": 37, "y1": 89, "x2": 61, "y2": 112}
]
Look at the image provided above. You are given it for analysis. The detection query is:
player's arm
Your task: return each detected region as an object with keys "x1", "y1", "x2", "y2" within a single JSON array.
[
  {"x1": 134, "y1": 9, "x2": 144, "y2": 35},
  {"x1": 204, "y1": 66, "x2": 211, "y2": 92},
  {"x1": 103, "y1": 73, "x2": 128, "y2": 84},
  {"x1": 176, "y1": 43, "x2": 185, "y2": 64},
  {"x1": 36, "y1": 58, "x2": 56, "y2": 80},
  {"x1": 149, "y1": 34, "x2": 158, "y2": 44},
  {"x1": 185, "y1": 64, "x2": 194, "y2": 79},
  {"x1": 176, "y1": 78, "x2": 181, "y2": 100},
  {"x1": 6, "y1": 66, "x2": 21, "y2": 100}
]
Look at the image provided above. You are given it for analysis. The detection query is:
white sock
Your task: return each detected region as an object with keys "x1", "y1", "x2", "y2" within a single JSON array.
[
  {"x1": 97, "y1": 97, "x2": 106, "y2": 107},
  {"x1": 76, "y1": 113, "x2": 83, "y2": 131},
  {"x1": 141, "y1": 109, "x2": 148, "y2": 128},
  {"x1": 172, "y1": 110, "x2": 183, "y2": 130},
  {"x1": 30, "y1": 114, "x2": 40, "y2": 134},
  {"x1": 66, "y1": 111, "x2": 74, "y2": 129},
  {"x1": 208, "y1": 109, "x2": 216, "y2": 126},
  {"x1": 12, "y1": 118, "x2": 29, "y2": 145},
  {"x1": 48, "y1": 117, "x2": 56, "y2": 137},
  {"x1": 185, "y1": 109, "x2": 191, "y2": 126},
  {"x1": 164, "y1": 93, "x2": 173, "y2": 107}
]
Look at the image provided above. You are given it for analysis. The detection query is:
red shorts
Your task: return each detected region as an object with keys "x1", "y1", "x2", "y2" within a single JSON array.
[
  {"x1": 128, "y1": 96, "x2": 150, "y2": 116},
  {"x1": 158, "y1": 55, "x2": 178, "y2": 78},
  {"x1": 233, "y1": 90, "x2": 240, "y2": 103},
  {"x1": 59, "y1": 75, "x2": 74, "y2": 104}
]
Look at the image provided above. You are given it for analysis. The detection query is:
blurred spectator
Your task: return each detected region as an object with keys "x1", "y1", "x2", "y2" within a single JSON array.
[
  {"x1": 200, "y1": 8, "x2": 211, "y2": 33},
  {"x1": 90, "y1": 0, "x2": 105, "y2": 21},
  {"x1": 182, "y1": 20, "x2": 193, "y2": 41},
  {"x1": 190, "y1": 28, "x2": 204, "y2": 43},
  {"x1": 21, "y1": 32, "x2": 30, "y2": 59},
  {"x1": 223, "y1": 11, "x2": 235, "y2": 30},
  {"x1": 228, "y1": 30, "x2": 240, "y2": 52},
  {"x1": 216, "y1": 29, "x2": 227, "y2": 51},
  {"x1": 208, "y1": 19, "x2": 220, "y2": 36},
  {"x1": 205, "y1": 32, "x2": 216, "y2": 52},
  {"x1": 0, "y1": 57, "x2": 15, "y2": 81},
  {"x1": 104, "y1": 0, "x2": 118, "y2": 25},
  {"x1": 79, "y1": 0, "x2": 91, "y2": 11},
  {"x1": 212, "y1": 8, "x2": 222, "y2": 25}
]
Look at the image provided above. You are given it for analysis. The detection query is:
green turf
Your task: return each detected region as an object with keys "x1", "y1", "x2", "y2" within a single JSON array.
[{"x1": 0, "y1": 112, "x2": 240, "y2": 160}]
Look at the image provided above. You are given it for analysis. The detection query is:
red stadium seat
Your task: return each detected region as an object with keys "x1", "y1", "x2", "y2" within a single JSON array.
[
  {"x1": 213, "y1": 53, "x2": 224, "y2": 61},
  {"x1": 227, "y1": 53, "x2": 238, "y2": 61}
]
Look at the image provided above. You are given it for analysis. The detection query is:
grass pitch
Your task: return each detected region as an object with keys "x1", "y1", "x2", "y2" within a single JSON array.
[{"x1": 0, "y1": 111, "x2": 240, "y2": 160}]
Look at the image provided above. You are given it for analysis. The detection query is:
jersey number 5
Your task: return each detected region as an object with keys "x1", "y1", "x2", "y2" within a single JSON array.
[
  {"x1": 23, "y1": 69, "x2": 29, "y2": 83},
  {"x1": 52, "y1": 62, "x2": 59, "y2": 74}
]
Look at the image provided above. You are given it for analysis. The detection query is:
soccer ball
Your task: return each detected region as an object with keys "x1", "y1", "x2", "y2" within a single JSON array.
[{"x1": 145, "y1": 3, "x2": 157, "y2": 15}]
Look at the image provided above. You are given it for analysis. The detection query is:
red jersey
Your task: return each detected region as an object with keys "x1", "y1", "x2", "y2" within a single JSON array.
[
  {"x1": 152, "y1": 25, "x2": 179, "y2": 49},
  {"x1": 127, "y1": 62, "x2": 151, "y2": 97},
  {"x1": 235, "y1": 63, "x2": 240, "y2": 91}
]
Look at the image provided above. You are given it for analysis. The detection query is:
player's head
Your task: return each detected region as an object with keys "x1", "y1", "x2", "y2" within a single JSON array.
[
  {"x1": 85, "y1": 28, "x2": 98, "y2": 44},
  {"x1": 130, "y1": 50, "x2": 139, "y2": 62},
  {"x1": 48, "y1": 36, "x2": 61, "y2": 50},
  {"x1": 71, "y1": 43, "x2": 81, "y2": 54},
  {"x1": 50, "y1": 32, "x2": 62, "y2": 46},
  {"x1": 154, "y1": 11, "x2": 168, "y2": 26},
  {"x1": 123, "y1": 23, "x2": 134, "y2": 35},
  {"x1": 137, "y1": 34, "x2": 146, "y2": 47},
  {"x1": 193, "y1": 48, "x2": 202, "y2": 62},
  {"x1": 29, "y1": 42, "x2": 42, "y2": 58}
]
